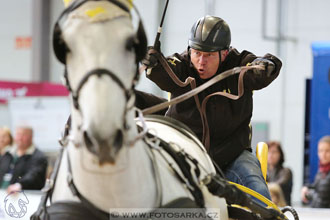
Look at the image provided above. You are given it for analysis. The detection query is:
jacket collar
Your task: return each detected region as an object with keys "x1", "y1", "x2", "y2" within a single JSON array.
[
  {"x1": 9, "y1": 144, "x2": 36, "y2": 156},
  {"x1": 0, "y1": 145, "x2": 12, "y2": 155}
]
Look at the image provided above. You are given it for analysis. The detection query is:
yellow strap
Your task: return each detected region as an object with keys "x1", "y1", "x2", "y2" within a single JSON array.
[
  {"x1": 228, "y1": 181, "x2": 280, "y2": 211},
  {"x1": 85, "y1": 7, "x2": 106, "y2": 18}
]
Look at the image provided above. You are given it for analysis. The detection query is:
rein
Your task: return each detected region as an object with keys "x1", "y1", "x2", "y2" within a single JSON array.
[
  {"x1": 142, "y1": 65, "x2": 254, "y2": 115},
  {"x1": 142, "y1": 53, "x2": 263, "y2": 150}
]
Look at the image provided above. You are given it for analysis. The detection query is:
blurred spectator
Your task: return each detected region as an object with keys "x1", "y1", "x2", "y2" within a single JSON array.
[
  {"x1": 301, "y1": 135, "x2": 330, "y2": 208},
  {"x1": 268, "y1": 182, "x2": 287, "y2": 207},
  {"x1": 0, "y1": 127, "x2": 13, "y2": 156},
  {"x1": 0, "y1": 126, "x2": 47, "y2": 194},
  {"x1": 267, "y1": 141, "x2": 293, "y2": 205}
]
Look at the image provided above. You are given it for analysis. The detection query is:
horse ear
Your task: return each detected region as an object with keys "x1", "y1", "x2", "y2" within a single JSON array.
[
  {"x1": 53, "y1": 22, "x2": 68, "y2": 64},
  {"x1": 135, "y1": 21, "x2": 147, "y2": 62}
]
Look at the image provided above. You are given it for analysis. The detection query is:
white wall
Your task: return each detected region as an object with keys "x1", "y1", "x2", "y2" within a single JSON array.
[{"x1": 0, "y1": 0, "x2": 33, "y2": 81}]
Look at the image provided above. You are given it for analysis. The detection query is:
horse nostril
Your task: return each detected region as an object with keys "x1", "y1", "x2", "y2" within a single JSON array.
[
  {"x1": 83, "y1": 131, "x2": 97, "y2": 154},
  {"x1": 113, "y1": 130, "x2": 123, "y2": 149}
]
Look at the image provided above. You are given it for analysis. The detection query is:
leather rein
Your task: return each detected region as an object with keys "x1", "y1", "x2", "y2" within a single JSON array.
[{"x1": 141, "y1": 51, "x2": 263, "y2": 151}]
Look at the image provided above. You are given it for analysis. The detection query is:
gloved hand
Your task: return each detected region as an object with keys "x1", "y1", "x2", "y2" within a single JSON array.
[
  {"x1": 141, "y1": 46, "x2": 160, "y2": 68},
  {"x1": 251, "y1": 58, "x2": 275, "y2": 77}
]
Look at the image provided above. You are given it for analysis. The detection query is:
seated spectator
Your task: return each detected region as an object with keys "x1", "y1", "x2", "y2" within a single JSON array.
[
  {"x1": 0, "y1": 126, "x2": 48, "y2": 194},
  {"x1": 301, "y1": 135, "x2": 330, "y2": 208},
  {"x1": 267, "y1": 141, "x2": 293, "y2": 205},
  {"x1": 0, "y1": 127, "x2": 13, "y2": 156},
  {"x1": 268, "y1": 182, "x2": 287, "y2": 207}
]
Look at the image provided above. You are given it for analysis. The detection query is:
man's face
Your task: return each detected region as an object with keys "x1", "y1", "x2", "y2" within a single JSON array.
[
  {"x1": 190, "y1": 49, "x2": 220, "y2": 79},
  {"x1": 15, "y1": 128, "x2": 32, "y2": 150}
]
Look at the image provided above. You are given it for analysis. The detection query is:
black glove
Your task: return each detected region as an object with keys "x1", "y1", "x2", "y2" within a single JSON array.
[
  {"x1": 141, "y1": 46, "x2": 160, "y2": 68},
  {"x1": 251, "y1": 58, "x2": 275, "y2": 77}
]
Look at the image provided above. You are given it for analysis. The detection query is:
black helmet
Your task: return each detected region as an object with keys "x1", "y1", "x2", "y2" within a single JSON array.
[{"x1": 188, "y1": 16, "x2": 231, "y2": 52}]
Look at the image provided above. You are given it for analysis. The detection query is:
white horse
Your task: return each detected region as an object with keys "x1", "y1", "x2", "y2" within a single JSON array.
[{"x1": 32, "y1": 0, "x2": 230, "y2": 219}]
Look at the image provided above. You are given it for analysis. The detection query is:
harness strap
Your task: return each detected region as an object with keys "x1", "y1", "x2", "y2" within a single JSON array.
[
  {"x1": 160, "y1": 140, "x2": 205, "y2": 207},
  {"x1": 31, "y1": 147, "x2": 65, "y2": 220},
  {"x1": 66, "y1": 153, "x2": 110, "y2": 220},
  {"x1": 143, "y1": 130, "x2": 205, "y2": 208}
]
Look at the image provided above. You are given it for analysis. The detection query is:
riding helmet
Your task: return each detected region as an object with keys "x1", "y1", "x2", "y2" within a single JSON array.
[{"x1": 188, "y1": 15, "x2": 231, "y2": 52}]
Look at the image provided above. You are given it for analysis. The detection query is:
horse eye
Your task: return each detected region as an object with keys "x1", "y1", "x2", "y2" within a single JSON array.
[{"x1": 125, "y1": 36, "x2": 135, "y2": 51}]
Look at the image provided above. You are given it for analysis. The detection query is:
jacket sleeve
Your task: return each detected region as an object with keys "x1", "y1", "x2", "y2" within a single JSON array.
[
  {"x1": 243, "y1": 53, "x2": 282, "y2": 91},
  {"x1": 18, "y1": 150, "x2": 48, "y2": 190},
  {"x1": 146, "y1": 52, "x2": 192, "y2": 95}
]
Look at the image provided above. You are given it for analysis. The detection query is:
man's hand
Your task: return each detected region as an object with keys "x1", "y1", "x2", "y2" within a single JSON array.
[
  {"x1": 141, "y1": 46, "x2": 160, "y2": 68},
  {"x1": 251, "y1": 58, "x2": 275, "y2": 77}
]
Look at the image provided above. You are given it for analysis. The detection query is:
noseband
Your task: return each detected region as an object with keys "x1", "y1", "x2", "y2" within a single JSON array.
[{"x1": 70, "y1": 68, "x2": 134, "y2": 111}]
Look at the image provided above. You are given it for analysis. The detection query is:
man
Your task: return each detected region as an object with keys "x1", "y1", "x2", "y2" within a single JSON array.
[
  {"x1": 142, "y1": 15, "x2": 282, "y2": 200},
  {"x1": 0, "y1": 126, "x2": 48, "y2": 193}
]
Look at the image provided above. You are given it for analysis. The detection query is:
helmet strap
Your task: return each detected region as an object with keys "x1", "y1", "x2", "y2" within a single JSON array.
[{"x1": 218, "y1": 51, "x2": 222, "y2": 66}]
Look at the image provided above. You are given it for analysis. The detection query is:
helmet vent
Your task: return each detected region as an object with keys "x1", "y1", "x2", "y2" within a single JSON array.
[
  {"x1": 195, "y1": 20, "x2": 201, "y2": 38},
  {"x1": 213, "y1": 29, "x2": 219, "y2": 43}
]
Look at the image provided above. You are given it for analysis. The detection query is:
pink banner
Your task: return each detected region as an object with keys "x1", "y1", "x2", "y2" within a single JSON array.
[{"x1": 0, "y1": 81, "x2": 69, "y2": 104}]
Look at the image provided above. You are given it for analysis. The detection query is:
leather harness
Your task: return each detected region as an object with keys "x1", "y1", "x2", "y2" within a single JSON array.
[{"x1": 31, "y1": 115, "x2": 207, "y2": 220}]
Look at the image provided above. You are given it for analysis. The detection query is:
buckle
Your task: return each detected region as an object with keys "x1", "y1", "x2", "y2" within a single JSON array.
[
  {"x1": 41, "y1": 179, "x2": 54, "y2": 193},
  {"x1": 67, "y1": 173, "x2": 78, "y2": 196}
]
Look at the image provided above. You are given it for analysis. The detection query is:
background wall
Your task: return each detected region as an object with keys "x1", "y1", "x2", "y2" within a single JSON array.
[
  {"x1": 0, "y1": 0, "x2": 33, "y2": 81},
  {"x1": 0, "y1": 0, "x2": 329, "y2": 206}
]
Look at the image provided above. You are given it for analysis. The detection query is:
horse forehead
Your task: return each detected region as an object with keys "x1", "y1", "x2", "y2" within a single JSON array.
[{"x1": 68, "y1": 1, "x2": 130, "y2": 23}]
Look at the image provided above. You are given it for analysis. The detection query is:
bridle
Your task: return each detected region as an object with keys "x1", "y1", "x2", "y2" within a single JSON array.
[
  {"x1": 53, "y1": 0, "x2": 147, "y2": 148},
  {"x1": 54, "y1": 0, "x2": 146, "y2": 108},
  {"x1": 70, "y1": 68, "x2": 134, "y2": 111}
]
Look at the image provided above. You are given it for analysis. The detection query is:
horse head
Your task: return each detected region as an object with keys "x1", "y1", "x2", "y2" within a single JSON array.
[{"x1": 54, "y1": 0, "x2": 147, "y2": 164}]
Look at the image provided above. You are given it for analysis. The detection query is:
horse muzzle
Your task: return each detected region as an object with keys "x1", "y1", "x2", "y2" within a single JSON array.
[{"x1": 83, "y1": 129, "x2": 124, "y2": 165}]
